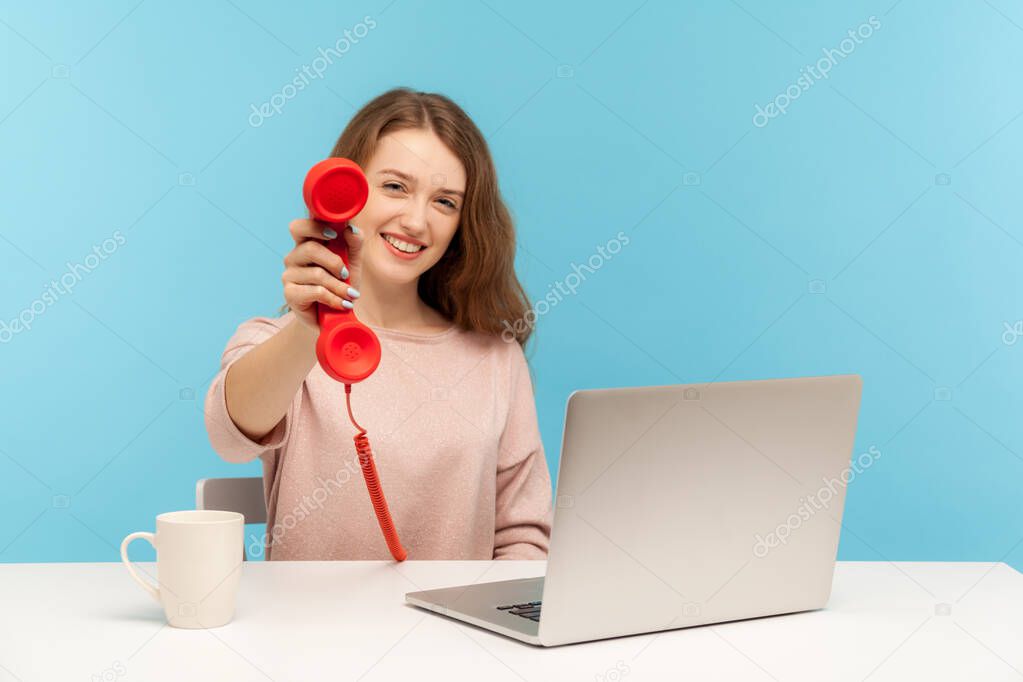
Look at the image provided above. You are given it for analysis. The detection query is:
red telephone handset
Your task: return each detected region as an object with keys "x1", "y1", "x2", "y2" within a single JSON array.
[{"x1": 303, "y1": 158, "x2": 407, "y2": 561}]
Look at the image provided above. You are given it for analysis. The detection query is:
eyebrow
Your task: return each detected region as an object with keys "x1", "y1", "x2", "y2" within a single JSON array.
[{"x1": 377, "y1": 168, "x2": 464, "y2": 198}]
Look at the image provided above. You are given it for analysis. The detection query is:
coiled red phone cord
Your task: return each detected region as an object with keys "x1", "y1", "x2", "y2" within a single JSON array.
[{"x1": 344, "y1": 384, "x2": 407, "y2": 561}]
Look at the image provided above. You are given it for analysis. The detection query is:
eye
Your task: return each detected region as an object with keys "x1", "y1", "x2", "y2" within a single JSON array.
[
  {"x1": 437, "y1": 197, "x2": 457, "y2": 209},
  {"x1": 383, "y1": 182, "x2": 405, "y2": 192}
]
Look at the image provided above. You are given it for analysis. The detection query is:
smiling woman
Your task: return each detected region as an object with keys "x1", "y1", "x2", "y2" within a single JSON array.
[
  {"x1": 310, "y1": 89, "x2": 531, "y2": 338},
  {"x1": 204, "y1": 88, "x2": 553, "y2": 561}
]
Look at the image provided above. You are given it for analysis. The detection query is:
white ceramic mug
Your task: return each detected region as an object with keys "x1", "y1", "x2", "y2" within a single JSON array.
[{"x1": 120, "y1": 510, "x2": 244, "y2": 628}]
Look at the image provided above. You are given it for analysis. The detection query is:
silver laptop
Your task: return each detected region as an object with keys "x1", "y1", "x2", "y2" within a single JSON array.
[{"x1": 406, "y1": 374, "x2": 863, "y2": 647}]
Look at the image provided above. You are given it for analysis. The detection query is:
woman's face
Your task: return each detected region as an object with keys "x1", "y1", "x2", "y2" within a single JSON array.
[{"x1": 354, "y1": 128, "x2": 466, "y2": 284}]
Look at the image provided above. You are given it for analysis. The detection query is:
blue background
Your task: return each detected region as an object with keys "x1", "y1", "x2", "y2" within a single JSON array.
[{"x1": 1, "y1": 0, "x2": 1020, "y2": 570}]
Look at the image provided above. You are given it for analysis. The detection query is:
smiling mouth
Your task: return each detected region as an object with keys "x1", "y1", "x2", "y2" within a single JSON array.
[{"x1": 381, "y1": 233, "x2": 427, "y2": 254}]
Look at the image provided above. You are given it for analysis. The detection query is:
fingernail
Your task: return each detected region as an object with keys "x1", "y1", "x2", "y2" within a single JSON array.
[
  {"x1": 349, "y1": 225, "x2": 360, "y2": 235},
  {"x1": 347, "y1": 287, "x2": 360, "y2": 299},
  {"x1": 323, "y1": 228, "x2": 338, "y2": 239},
  {"x1": 341, "y1": 300, "x2": 354, "y2": 309},
  {"x1": 340, "y1": 265, "x2": 349, "y2": 280}
]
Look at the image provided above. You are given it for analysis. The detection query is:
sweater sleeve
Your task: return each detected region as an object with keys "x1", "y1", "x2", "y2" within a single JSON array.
[
  {"x1": 203, "y1": 315, "x2": 296, "y2": 464},
  {"x1": 493, "y1": 340, "x2": 554, "y2": 559}
]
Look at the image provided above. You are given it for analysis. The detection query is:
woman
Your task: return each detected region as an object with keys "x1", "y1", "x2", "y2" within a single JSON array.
[{"x1": 204, "y1": 87, "x2": 552, "y2": 561}]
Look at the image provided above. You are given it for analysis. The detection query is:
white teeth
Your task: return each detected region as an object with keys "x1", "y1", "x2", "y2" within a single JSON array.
[{"x1": 383, "y1": 234, "x2": 424, "y2": 253}]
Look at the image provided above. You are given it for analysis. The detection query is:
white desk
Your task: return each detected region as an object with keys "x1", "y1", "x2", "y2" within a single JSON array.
[{"x1": 0, "y1": 560, "x2": 1020, "y2": 681}]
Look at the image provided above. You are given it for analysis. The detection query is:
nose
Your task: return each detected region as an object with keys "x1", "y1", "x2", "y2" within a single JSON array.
[{"x1": 400, "y1": 196, "x2": 429, "y2": 234}]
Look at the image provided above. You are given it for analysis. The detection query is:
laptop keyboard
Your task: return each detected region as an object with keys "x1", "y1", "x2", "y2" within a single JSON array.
[{"x1": 496, "y1": 600, "x2": 542, "y2": 621}]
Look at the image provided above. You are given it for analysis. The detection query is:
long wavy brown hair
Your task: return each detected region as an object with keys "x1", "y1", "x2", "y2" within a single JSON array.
[{"x1": 281, "y1": 87, "x2": 534, "y2": 348}]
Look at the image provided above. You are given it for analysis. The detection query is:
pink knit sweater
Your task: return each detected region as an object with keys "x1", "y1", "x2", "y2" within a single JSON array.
[{"x1": 203, "y1": 312, "x2": 553, "y2": 561}]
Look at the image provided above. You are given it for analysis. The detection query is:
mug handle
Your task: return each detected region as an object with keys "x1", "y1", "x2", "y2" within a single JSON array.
[{"x1": 120, "y1": 532, "x2": 161, "y2": 603}]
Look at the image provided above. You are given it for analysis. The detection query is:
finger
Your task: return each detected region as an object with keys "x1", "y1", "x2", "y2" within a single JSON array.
[
  {"x1": 339, "y1": 223, "x2": 364, "y2": 261},
  {"x1": 284, "y1": 240, "x2": 347, "y2": 279},
  {"x1": 284, "y1": 282, "x2": 348, "y2": 311},
  {"x1": 282, "y1": 266, "x2": 356, "y2": 302},
  {"x1": 289, "y1": 218, "x2": 339, "y2": 246}
]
